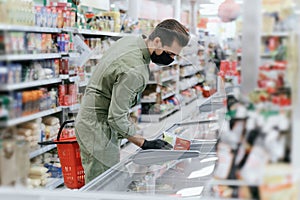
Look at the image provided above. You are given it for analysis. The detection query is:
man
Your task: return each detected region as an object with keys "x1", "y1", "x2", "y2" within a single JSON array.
[{"x1": 75, "y1": 19, "x2": 190, "y2": 183}]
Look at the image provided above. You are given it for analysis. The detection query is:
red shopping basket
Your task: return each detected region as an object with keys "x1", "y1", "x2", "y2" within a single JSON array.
[{"x1": 39, "y1": 120, "x2": 85, "y2": 189}]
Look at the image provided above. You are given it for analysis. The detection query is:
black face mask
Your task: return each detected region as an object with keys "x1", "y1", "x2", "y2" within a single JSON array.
[{"x1": 150, "y1": 51, "x2": 174, "y2": 66}]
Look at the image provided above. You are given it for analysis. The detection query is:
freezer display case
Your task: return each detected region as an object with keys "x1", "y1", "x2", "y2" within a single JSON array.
[{"x1": 80, "y1": 120, "x2": 220, "y2": 198}]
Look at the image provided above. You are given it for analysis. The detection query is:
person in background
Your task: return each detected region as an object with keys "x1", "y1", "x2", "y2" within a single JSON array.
[
  {"x1": 75, "y1": 19, "x2": 190, "y2": 183},
  {"x1": 213, "y1": 43, "x2": 226, "y2": 71},
  {"x1": 207, "y1": 42, "x2": 225, "y2": 71}
]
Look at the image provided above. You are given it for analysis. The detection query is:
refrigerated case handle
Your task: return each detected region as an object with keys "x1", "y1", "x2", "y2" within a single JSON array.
[{"x1": 175, "y1": 119, "x2": 218, "y2": 126}]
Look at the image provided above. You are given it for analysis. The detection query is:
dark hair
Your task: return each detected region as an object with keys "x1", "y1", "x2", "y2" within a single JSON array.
[{"x1": 148, "y1": 19, "x2": 190, "y2": 47}]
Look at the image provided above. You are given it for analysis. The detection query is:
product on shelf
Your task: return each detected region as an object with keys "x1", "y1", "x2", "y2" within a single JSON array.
[
  {"x1": 42, "y1": 116, "x2": 60, "y2": 141},
  {"x1": 28, "y1": 166, "x2": 50, "y2": 188},
  {"x1": 0, "y1": 0, "x2": 35, "y2": 26},
  {"x1": 18, "y1": 118, "x2": 44, "y2": 149},
  {"x1": 0, "y1": 59, "x2": 60, "y2": 85},
  {"x1": 218, "y1": 60, "x2": 240, "y2": 85},
  {"x1": 0, "y1": 87, "x2": 58, "y2": 121},
  {"x1": 58, "y1": 83, "x2": 78, "y2": 106},
  {"x1": 0, "y1": 32, "x2": 58, "y2": 55},
  {"x1": 57, "y1": 33, "x2": 74, "y2": 53}
]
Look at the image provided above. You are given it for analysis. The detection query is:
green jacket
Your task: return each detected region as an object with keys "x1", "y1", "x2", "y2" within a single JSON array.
[{"x1": 75, "y1": 35, "x2": 150, "y2": 166}]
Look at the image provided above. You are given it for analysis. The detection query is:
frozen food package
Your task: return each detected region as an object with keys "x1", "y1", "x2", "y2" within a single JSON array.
[{"x1": 163, "y1": 131, "x2": 191, "y2": 150}]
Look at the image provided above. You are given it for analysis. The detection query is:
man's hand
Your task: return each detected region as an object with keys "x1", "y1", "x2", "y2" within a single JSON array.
[{"x1": 141, "y1": 139, "x2": 173, "y2": 150}]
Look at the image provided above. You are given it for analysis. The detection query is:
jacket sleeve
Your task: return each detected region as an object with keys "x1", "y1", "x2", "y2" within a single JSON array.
[{"x1": 107, "y1": 70, "x2": 144, "y2": 138}]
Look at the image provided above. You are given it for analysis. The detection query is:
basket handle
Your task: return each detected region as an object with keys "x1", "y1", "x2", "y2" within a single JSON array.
[
  {"x1": 38, "y1": 120, "x2": 76, "y2": 146},
  {"x1": 57, "y1": 120, "x2": 75, "y2": 141}
]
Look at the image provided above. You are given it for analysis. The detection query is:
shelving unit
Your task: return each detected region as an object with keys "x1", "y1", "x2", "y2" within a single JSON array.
[
  {"x1": 0, "y1": 78, "x2": 61, "y2": 91},
  {"x1": 0, "y1": 24, "x2": 61, "y2": 33},
  {"x1": 180, "y1": 69, "x2": 202, "y2": 78},
  {"x1": 76, "y1": 29, "x2": 133, "y2": 37},
  {"x1": 61, "y1": 104, "x2": 80, "y2": 112},
  {"x1": 140, "y1": 105, "x2": 180, "y2": 122},
  {"x1": 140, "y1": 98, "x2": 156, "y2": 103},
  {"x1": 45, "y1": 178, "x2": 64, "y2": 190},
  {"x1": 179, "y1": 81, "x2": 199, "y2": 91},
  {"x1": 0, "y1": 2, "x2": 206, "y2": 192},
  {"x1": 0, "y1": 53, "x2": 61, "y2": 61},
  {"x1": 140, "y1": 62, "x2": 179, "y2": 122},
  {"x1": 0, "y1": 107, "x2": 62, "y2": 127},
  {"x1": 161, "y1": 75, "x2": 177, "y2": 83},
  {"x1": 29, "y1": 144, "x2": 57, "y2": 159}
]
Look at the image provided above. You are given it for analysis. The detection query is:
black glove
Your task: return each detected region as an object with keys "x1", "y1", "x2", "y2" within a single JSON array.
[{"x1": 141, "y1": 139, "x2": 173, "y2": 150}]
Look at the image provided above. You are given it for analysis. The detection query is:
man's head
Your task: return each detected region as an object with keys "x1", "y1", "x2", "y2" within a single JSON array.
[{"x1": 147, "y1": 19, "x2": 190, "y2": 65}]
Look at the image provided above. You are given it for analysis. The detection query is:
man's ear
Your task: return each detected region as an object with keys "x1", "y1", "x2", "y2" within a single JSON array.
[{"x1": 153, "y1": 37, "x2": 162, "y2": 49}]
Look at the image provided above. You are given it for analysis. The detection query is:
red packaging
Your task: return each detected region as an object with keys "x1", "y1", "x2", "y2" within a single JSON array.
[
  {"x1": 174, "y1": 137, "x2": 191, "y2": 150},
  {"x1": 68, "y1": 84, "x2": 76, "y2": 95},
  {"x1": 59, "y1": 84, "x2": 67, "y2": 95},
  {"x1": 59, "y1": 59, "x2": 63, "y2": 74},
  {"x1": 64, "y1": 95, "x2": 70, "y2": 106}
]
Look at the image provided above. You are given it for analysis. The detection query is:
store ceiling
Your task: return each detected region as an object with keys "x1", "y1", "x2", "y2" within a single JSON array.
[{"x1": 109, "y1": 0, "x2": 243, "y2": 13}]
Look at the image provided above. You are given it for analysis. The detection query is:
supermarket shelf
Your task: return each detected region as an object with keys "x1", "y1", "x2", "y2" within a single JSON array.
[
  {"x1": 0, "y1": 78, "x2": 61, "y2": 91},
  {"x1": 141, "y1": 92, "x2": 175, "y2": 103},
  {"x1": 64, "y1": 52, "x2": 80, "y2": 57},
  {"x1": 0, "y1": 107, "x2": 62, "y2": 127},
  {"x1": 261, "y1": 32, "x2": 289, "y2": 37},
  {"x1": 0, "y1": 24, "x2": 61, "y2": 33},
  {"x1": 180, "y1": 70, "x2": 201, "y2": 78},
  {"x1": 59, "y1": 75, "x2": 79, "y2": 82},
  {"x1": 161, "y1": 75, "x2": 177, "y2": 83},
  {"x1": 0, "y1": 53, "x2": 61, "y2": 61},
  {"x1": 129, "y1": 104, "x2": 141, "y2": 113},
  {"x1": 182, "y1": 96, "x2": 197, "y2": 106},
  {"x1": 162, "y1": 92, "x2": 176, "y2": 100},
  {"x1": 45, "y1": 178, "x2": 64, "y2": 190},
  {"x1": 79, "y1": 80, "x2": 89, "y2": 87},
  {"x1": 148, "y1": 76, "x2": 177, "y2": 85},
  {"x1": 61, "y1": 27, "x2": 75, "y2": 33},
  {"x1": 141, "y1": 98, "x2": 156, "y2": 103},
  {"x1": 29, "y1": 144, "x2": 57, "y2": 159},
  {"x1": 180, "y1": 82, "x2": 199, "y2": 91},
  {"x1": 140, "y1": 105, "x2": 180, "y2": 122},
  {"x1": 61, "y1": 104, "x2": 80, "y2": 111},
  {"x1": 76, "y1": 29, "x2": 132, "y2": 37}
]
